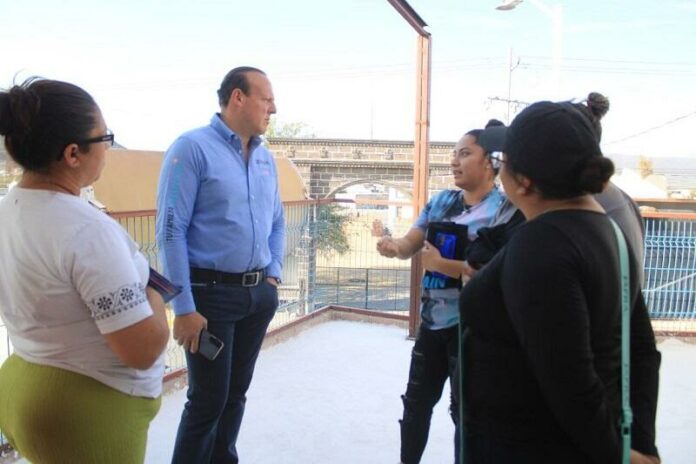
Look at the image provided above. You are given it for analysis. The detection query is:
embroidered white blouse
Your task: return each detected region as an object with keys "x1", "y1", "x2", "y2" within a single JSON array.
[{"x1": 0, "y1": 188, "x2": 164, "y2": 398}]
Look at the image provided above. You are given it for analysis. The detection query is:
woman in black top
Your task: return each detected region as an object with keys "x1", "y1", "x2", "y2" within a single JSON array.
[{"x1": 458, "y1": 101, "x2": 660, "y2": 464}]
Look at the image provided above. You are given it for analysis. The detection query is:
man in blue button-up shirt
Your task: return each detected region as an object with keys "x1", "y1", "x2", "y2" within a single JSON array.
[{"x1": 156, "y1": 66, "x2": 284, "y2": 464}]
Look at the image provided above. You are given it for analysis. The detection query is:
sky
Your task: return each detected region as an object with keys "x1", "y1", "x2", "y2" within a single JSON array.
[{"x1": 1, "y1": 0, "x2": 695, "y2": 160}]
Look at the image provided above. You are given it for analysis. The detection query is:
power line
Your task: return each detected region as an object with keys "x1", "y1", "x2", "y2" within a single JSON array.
[
  {"x1": 487, "y1": 96, "x2": 530, "y2": 108},
  {"x1": 523, "y1": 55, "x2": 696, "y2": 67},
  {"x1": 605, "y1": 110, "x2": 696, "y2": 145},
  {"x1": 517, "y1": 63, "x2": 696, "y2": 76},
  {"x1": 517, "y1": 55, "x2": 696, "y2": 76}
]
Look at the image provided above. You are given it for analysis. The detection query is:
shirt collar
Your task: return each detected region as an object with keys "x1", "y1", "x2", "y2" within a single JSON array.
[
  {"x1": 448, "y1": 185, "x2": 500, "y2": 217},
  {"x1": 458, "y1": 185, "x2": 500, "y2": 204},
  {"x1": 210, "y1": 113, "x2": 263, "y2": 153}
]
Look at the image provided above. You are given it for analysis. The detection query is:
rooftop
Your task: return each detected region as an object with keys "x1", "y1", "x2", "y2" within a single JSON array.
[{"x1": 145, "y1": 320, "x2": 695, "y2": 463}]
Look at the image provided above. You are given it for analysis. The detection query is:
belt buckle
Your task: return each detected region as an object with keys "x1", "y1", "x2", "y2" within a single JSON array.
[{"x1": 242, "y1": 271, "x2": 260, "y2": 287}]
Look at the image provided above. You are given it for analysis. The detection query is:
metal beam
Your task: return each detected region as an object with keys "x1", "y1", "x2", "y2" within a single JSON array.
[
  {"x1": 387, "y1": 0, "x2": 431, "y2": 337},
  {"x1": 386, "y1": 0, "x2": 430, "y2": 37}
]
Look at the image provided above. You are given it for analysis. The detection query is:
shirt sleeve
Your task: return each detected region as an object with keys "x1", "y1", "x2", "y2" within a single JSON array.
[
  {"x1": 413, "y1": 197, "x2": 434, "y2": 231},
  {"x1": 629, "y1": 291, "x2": 661, "y2": 458},
  {"x1": 66, "y1": 220, "x2": 153, "y2": 335},
  {"x1": 500, "y1": 224, "x2": 622, "y2": 463},
  {"x1": 266, "y1": 158, "x2": 285, "y2": 279},
  {"x1": 156, "y1": 136, "x2": 201, "y2": 315}
]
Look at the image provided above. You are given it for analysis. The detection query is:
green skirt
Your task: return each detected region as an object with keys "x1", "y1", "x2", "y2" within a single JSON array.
[{"x1": 0, "y1": 354, "x2": 161, "y2": 464}]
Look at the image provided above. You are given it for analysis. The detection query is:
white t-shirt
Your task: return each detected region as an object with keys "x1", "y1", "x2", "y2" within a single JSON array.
[{"x1": 0, "y1": 188, "x2": 164, "y2": 398}]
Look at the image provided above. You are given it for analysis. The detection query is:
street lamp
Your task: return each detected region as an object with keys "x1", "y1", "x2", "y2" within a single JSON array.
[
  {"x1": 496, "y1": 0, "x2": 563, "y2": 98},
  {"x1": 496, "y1": 0, "x2": 523, "y2": 11}
]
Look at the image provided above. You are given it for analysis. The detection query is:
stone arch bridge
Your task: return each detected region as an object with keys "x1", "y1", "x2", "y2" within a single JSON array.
[{"x1": 267, "y1": 138, "x2": 456, "y2": 199}]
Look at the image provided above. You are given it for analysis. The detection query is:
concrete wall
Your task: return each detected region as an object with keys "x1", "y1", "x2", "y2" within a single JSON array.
[{"x1": 93, "y1": 148, "x2": 307, "y2": 213}]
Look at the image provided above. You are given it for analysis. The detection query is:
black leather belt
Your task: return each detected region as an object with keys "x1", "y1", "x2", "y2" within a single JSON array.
[{"x1": 190, "y1": 267, "x2": 265, "y2": 287}]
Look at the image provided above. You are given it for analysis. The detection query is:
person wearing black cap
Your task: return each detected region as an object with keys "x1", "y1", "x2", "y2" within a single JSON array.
[
  {"x1": 473, "y1": 92, "x2": 645, "y2": 283},
  {"x1": 457, "y1": 101, "x2": 661, "y2": 464},
  {"x1": 576, "y1": 92, "x2": 646, "y2": 285},
  {"x1": 377, "y1": 120, "x2": 507, "y2": 464}
]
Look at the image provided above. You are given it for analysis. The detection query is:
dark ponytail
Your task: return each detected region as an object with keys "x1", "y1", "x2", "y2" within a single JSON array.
[{"x1": 0, "y1": 77, "x2": 98, "y2": 172}]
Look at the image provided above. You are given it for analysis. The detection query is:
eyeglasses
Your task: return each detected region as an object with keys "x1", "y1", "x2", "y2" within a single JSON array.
[
  {"x1": 76, "y1": 129, "x2": 115, "y2": 147},
  {"x1": 488, "y1": 151, "x2": 505, "y2": 170}
]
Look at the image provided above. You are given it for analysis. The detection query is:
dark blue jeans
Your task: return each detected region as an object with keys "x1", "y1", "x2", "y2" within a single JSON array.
[
  {"x1": 171, "y1": 280, "x2": 278, "y2": 464},
  {"x1": 400, "y1": 325, "x2": 459, "y2": 464}
]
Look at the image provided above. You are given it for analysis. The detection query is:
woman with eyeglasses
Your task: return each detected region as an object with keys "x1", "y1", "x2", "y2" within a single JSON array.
[
  {"x1": 376, "y1": 119, "x2": 508, "y2": 464},
  {"x1": 0, "y1": 78, "x2": 169, "y2": 463},
  {"x1": 457, "y1": 101, "x2": 660, "y2": 464}
]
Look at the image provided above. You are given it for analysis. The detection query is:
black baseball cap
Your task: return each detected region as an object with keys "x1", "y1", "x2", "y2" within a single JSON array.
[
  {"x1": 485, "y1": 101, "x2": 603, "y2": 182},
  {"x1": 477, "y1": 125, "x2": 507, "y2": 153}
]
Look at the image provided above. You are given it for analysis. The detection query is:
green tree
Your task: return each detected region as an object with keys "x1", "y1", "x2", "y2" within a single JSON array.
[
  {"x1": 315, "y1": 203, "x2": 350, "y2": 256},
  {"x1": 266, "y1": 119, "x2": 316, "y2": 139}
]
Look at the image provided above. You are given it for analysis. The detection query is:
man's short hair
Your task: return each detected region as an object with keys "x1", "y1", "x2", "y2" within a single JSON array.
[{"x1": 217, "y1": 66, "x2": 266, "y2": 107}]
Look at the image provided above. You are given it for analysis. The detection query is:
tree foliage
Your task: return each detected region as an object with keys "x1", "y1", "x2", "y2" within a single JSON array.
[
  {"x1": 266, "y1": 119, "x2": 316, "y2": 139},
  {"x1": 315, "y1": 203, "x2": 350, "y2": 256}
]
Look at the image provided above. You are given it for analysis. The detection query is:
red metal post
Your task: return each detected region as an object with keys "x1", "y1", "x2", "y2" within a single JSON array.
[
  {"x1": 408, "y1": 34, "x2": 431, "y2": 337},
  {"x1": 386, "y1": 0, "x2": 431, "y2": 338}
]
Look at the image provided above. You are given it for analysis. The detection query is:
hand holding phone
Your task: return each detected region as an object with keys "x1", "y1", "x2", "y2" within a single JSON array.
[{"x1": 198, "y1": 329, "x2": 224, "y2": 361}]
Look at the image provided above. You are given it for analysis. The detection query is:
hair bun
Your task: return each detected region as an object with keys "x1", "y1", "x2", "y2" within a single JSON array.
[
  {"x1": 0, "y1": 85, "x2": 41, "y2": 140},
  {"x1": 577, "y1": 156, "x2": 614, "y2": 194},
  {"x1": 586, "y1": 92, "x2": 609, "y2": 120},
  {"x1": 485, "y1": 118, "x2": 504, "y2": 128},
  {"x1": 1, "y1": 77, "x2": 97, "y2": 172}
]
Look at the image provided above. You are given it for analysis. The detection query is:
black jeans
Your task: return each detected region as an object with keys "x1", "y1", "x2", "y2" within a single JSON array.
[
  {"x1": 400, "y1": 325, "x2": 459, "y2": 464},
  {"x1": 171, "y1": 280, "x2": 278, "y2": 464}
]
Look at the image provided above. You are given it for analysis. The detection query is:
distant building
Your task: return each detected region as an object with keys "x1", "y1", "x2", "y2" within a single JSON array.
[{"x1": 92, "y1": 148, "x2": 307, "y2": 213}]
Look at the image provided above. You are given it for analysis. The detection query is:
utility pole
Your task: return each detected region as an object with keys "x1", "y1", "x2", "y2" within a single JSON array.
[
  {"x1": 487, "y1": 96, "x2": 530, "y2": 120},
  {"x1": 506, "y1": 48, "x2": 520, "y2": 123}
]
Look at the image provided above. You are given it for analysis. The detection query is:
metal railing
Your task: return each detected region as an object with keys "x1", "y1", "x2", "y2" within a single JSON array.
[
  {"x1": 2, "y1": 202, "x2": 696, "y2": 355},
  {"x1": 3, "y1": 201, "x2": 696, "y2": 457},
  {"x1": 2, "y1": 203, "x2": 695, "y2": 375},
  {"x1": 316, "y1": 267, "x2": 410, "y2": 312},
  {"x1": 643, "y1": 213, "x2": 696, "y2": 321}
]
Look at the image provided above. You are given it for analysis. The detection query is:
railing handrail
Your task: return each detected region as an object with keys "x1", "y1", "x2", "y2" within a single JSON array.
[
  {"x1": 641, "y1": 211, "x2": 696, "y2": 220},
  {"x1": 106, "y1": 199, "x2": 351, "y2": 215},
  {"x1": 108, "y1": 209, "x2": 156, "y2": 218},
  {"x1": 106, "y1": 202, "x2": 696, "y2": 221},
  {"x1": 635, "y1": 198, "x2": 696, "y2": 204}
]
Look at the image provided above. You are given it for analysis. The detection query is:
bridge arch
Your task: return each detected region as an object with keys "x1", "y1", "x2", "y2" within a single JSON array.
[{"x1": 324, "y1": 179, "x2": 413, "y2": 200}]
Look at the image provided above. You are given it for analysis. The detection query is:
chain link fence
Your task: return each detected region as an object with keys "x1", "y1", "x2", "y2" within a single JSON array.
[{"x1": 3, "y1": 201, "x2": 696, "y2": 457}]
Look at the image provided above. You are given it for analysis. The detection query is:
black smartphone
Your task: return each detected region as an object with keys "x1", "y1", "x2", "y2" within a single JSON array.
[{"x1": 198, "y1": 329, "x2": 224, "y2": 361}]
